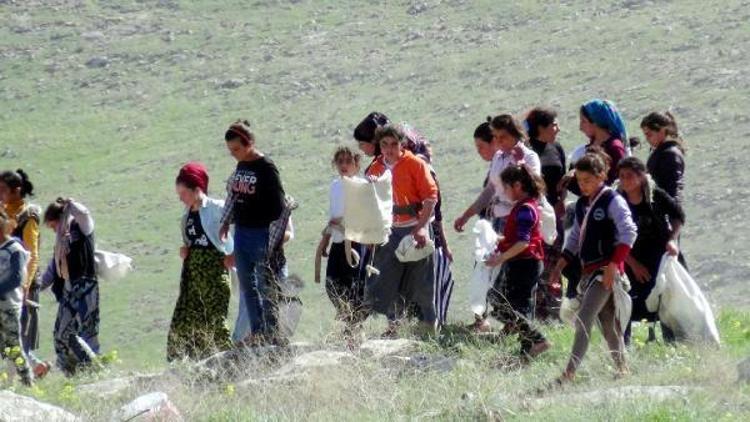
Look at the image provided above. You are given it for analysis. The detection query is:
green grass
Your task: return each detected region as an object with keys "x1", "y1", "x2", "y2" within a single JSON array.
[{"x1": 1, "y1": 0, "x2": 749, "y2": 419}]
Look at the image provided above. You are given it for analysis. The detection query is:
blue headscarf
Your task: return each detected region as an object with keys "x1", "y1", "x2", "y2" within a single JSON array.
[{"x1": 582, "y1": 99, "x2": 628, "y2": 143}]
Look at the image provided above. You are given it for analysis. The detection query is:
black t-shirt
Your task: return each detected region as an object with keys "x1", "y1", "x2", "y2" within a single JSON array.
[
  {"x1": 530, "y1": 139, "x2": 566, "y2": 206},
  {"x1": 228, "y1": 157, "x2": 285, "y2": 228},
  {"x1": 185, "y1": 210, "x2": 212, "y2": 249}
]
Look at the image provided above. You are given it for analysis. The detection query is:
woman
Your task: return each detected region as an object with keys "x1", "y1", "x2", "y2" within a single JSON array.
[
  {"x1": 616, "y1": 157, "x2": 684, "y2": 343},
  {"x1": 473, "y1": 118, "x2": 502, "y2": 221},
  {"x1": 353, "y1": 111, "x2": 390, "y2": 172},
  {"x1": 40, "y1": 198, "x2": 100, "y2": 376},
  {"x1": 167, "y1": 162, "x2": 233, "y2": 361},
  {"x1": 641, "y1": 111, "x2": 686, "y2": 204},
  {"x1": 0, "y1": 170, "x2": 51, "y2": 378},
  {"x1": 220, "y1": 120, "x2": 286, "y2": 346},
  {"x1": 454, "y1": 114, "x2": 541, "y2": 331},
  {"x1": 525, "y1": 108, "x2": 566, "y2": 320}
]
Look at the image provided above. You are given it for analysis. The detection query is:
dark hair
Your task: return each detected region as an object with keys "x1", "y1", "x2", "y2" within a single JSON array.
[
  {"x1": 0, "y1": 169, "x2": 34, "y2": 198},
  {"x1": 500, "y1": 164, "x2": 546, "y2": 199},
  {"x1": 616, "y1": 156, "x2": 647, "y2": 175},
  {"x1": 44, "y1": 198, "x2": 67, "y2": 223},
  {"x1": 353, "y1": 112, "x2": 390, "y2": 143},
  {"x1": 490, "y1": 114, "x2": 527, "y2": 143},
  {"x1": 473, "y1": 117, "x2": 493, "y2": 143},
  {"x1": 332, "y1": 146, "x2": 361, "y2": 168},
  {"x1": 224, "y1": 120, "x2": 254, "y2": 146},
  {"x1": 575, "y1": 150, "x2": 609, "y2": 177},
  {"x1": 373, "y1": 125, "x2": 404, "y2": 145},
  {"x1": 640, "y1": 111, "x2": 685, "y2": 153},
  {"x1": 525, "y1": 107, "x2": 557, "y2": 140}
]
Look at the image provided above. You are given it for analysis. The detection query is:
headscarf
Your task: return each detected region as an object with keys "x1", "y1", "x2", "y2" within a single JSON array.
[
  {"x1": 582, "y1": 99, "x2": 628, "y2": 144},
  {"x1": 176, "y1": 161, "x2": 209, "y2": 193}
]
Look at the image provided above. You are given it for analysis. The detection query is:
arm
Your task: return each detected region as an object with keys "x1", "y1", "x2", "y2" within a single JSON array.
[
  {"x1": 39, "y1": 259, "x2": 57, "y2": 290},
  {"x1": 22, "y1": 218, "x2": 40, "y2": 291},
  {"x1": 67, "y1": 200, "x2": 94, "y2": 235},
  {"x1": 454, "y1": 183, "x2": 494, "y2": 232},
  {"x1": 220, "y1": 172, "x2": 237, "y2": 227},
  {"x1": 657, "y1": 152, "x2": 685, "y2": 201}
]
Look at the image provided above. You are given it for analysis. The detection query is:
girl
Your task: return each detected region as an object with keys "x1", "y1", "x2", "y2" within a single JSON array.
[
  {"x1": 485, "y1": 165, "x2": 550, "y2": 358},
  {"x1": 525, "y1": 108, "x2": 566, "y2": 320},
  {"x1": 0, "y1": 209, "x2": 34, "y2": 386},
  {"x1": 220, "y1": 120, "x2": 286, "y2": 346},
  {"x1": 616, "y1": 157, "x2": 685, "y2": 343},
  {"x1": 353, "y1": 111, "x2": 390, "y2": 172},
  {"x1": 641, "y1": 111, "x2": 686, "y2": 204},
  {"x1": 550, "y1": 152, "x2": 637, "y2": 383},
  {"x1": 473, "y1": 118, "x2": 502, "y2": 221},
  {"x1": 454, "y1": 114, "x2": 541, "y2": 331},
  {"x1": 167, "y1": 162, "x2": 233, "y2": 361},
  {"x1": 316, "y1": 147, "x2": 364, "y2": 327},
  {"x1": 562, "y1": 99, "x2": 629, "y2": 194},
  {"x1": 0, "y1": 170, "x2": 50, "y2": 378},
  {"x1": 41, "y1": 198, "x2": 100, "y2": 376}
]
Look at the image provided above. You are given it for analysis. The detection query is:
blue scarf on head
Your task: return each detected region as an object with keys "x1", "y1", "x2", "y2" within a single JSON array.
[{"x1": 583, "y1": 99, "x2": 628, "y2": 143}]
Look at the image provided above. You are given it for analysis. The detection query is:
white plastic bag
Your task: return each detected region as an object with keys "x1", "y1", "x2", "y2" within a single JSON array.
[
  {"x1": 469, "y1": 220, "x2": 500, "y2": 315},
  {"x1": 538, "y1": 196, "x2": 558, "y2": 245},
  {"x1": 646, "y1": 254, "x2": 720, "y2": 345},
  {"x1": 395, "y1": 234, "x2": 435, "y2": 263},
  {"x1": 94, "y1": 250, "x2": 133, "y2": 281},
  {"x1": 342, "y1": 172, "x2": 393, "y2": 245}
]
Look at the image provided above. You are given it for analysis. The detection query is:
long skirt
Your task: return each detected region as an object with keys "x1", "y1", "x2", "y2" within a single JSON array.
[
  {"x1": 167, "y1": 248, "x2": 231, "y2": 361},
  {"x1": 433, "y1": 245, "x2": 454, "y2": 325},
  {"x1": 54, "y1": 276, "x2": 100, "y2": 376},
  {"x1": 21, "y1": 280, "x2": 40, "y2": 353}
]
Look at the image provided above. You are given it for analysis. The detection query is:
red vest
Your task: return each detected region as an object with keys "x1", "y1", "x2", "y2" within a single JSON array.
[{"x1": 498, "y1": 198, "x2": 544, "y2": 261}]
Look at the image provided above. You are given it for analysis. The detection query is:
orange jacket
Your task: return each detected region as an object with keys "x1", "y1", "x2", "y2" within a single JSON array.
[{"x1": 366, "y1": 150, "x2": 438, "y2": 225}]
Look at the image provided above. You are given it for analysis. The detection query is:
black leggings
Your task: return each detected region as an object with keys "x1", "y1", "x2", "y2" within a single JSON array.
[{"x1": 490, "y1": 259, "x2": 546, "y2": 353}]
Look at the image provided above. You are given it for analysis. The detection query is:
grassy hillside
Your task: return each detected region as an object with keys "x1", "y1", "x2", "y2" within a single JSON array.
[{"x1": 1, "y1": 0, "x2": 749, "y2": 419}]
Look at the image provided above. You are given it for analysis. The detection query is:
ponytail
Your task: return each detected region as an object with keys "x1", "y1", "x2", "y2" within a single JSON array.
[
  {"x1": 641, "y1": 111, "x2": 686, "y2": 153},
  {"x1": 500, "y1": 164, "x2": 546, "y2": 199},
  {"x1": 0, "y1": 169, "x2": 35, "y2": 198}
]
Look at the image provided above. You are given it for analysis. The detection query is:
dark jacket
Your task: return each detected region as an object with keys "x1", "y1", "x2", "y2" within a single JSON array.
[{"x1": 647, "y1": 140, "x2": 685, "y2": 204}]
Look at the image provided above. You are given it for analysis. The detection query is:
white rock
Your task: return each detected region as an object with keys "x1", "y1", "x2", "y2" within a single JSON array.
[
  {"x1": 110, "y1": 392, "x2": 183, "y2": 422},
  {"x1": 276, "y1": 350, "x2": 356, "y2": 375},
  {"x1": 359, "y1": 339, "x2": 421, "y2": 359},
  {"x1": 0, "y1": 391, "x2": 80, "y2": 422}
]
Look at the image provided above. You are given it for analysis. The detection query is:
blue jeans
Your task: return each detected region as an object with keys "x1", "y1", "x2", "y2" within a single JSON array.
[
  {"x1": 233, "y1": 263, "x2": 287, "y2": 343},
  {"x1": 233, "y1": 226, "x2": 276, "y2": 338}
]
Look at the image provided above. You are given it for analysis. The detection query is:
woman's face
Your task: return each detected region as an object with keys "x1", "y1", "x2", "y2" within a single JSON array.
[
  {"x1": 642, "y1": 126, "x2": 667, "y2": 148},
  {"x1": 575, "y1": 170, "x2": 606, "y2": 197},
  {"x1": 538, "y1": 120, "x2": 560, "y2": 143},
  {"x1": 379, "y1": 136, "x2": 402, "y2": 164},
  {"x1": 491, "y1": 128, "x2": 518, "y2": 152},
  {"x1": 176, "y1": 183, "x2": 201, "y2": 208},
  {"x1": 357, "y1": 141, "x2": 376, "y2": 157},
  {"x1": 474, "y1": 138, "x2": 497, "y2": 161},
  {"x1": 579, "y1": 114, "x2": 596, "y2": 139},
  {"x1": 618, "y1": 168, "x2": 643, "y2": 195},
  {"x1": 0, "y1": 182, "x2": 11, "y2": 203},
  {"x1": 226, "y1": 138, "x2": 253, "y2": 161}
]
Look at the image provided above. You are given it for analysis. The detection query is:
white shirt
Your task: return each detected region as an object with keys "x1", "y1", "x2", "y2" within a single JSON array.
[
  {"x1": 488, "y1": 143, "x2": 541, "y2": 218},
  {"x1": 329, "y1": 178, "x2": 346, "y2": 243}
]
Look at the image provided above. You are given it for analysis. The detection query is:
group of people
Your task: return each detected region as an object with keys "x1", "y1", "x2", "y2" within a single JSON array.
[
  {"x1": 1, "y1": 171, "x2": 101, "y2": 386},
  {"x1": 0, "y1": 98, "x2": 688, "y2": 387}
]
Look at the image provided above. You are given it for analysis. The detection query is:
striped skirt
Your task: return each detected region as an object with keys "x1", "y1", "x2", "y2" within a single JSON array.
[{"x1": 433, "y1": 245, "x2": 454, "y2": 325}]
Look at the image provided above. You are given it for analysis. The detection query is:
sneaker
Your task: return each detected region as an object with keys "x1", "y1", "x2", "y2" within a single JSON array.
[
  {"x1": 33, "y1": 362, "x2": 51, "y2": 379},
  {"x1": 526, "y1": 340, "x2": 552, "y2": 358}
]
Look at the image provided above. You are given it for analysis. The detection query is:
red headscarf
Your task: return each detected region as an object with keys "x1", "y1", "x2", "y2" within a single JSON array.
[{"x1": 176, "y1": 161, "x2": 209, "y2": 193}]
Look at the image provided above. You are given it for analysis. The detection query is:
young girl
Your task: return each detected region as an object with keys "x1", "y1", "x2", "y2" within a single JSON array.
[
  {"x1": 41, "y1": 198, "x2": 100, "y2": 376},
  {"x1": 0, "y1": 209, "x2": 34, "y2": 386},
  {"x1": 455, "y1": 114, "x2": 541, "y2": 331},
  {"x1": 485, "y1": 165, "x2": 550, "y2": 358},
  {"x1": 0, "y1": 169, "x2": 50, "y2": 378},
  {"x1": 220, "y1": 120, "x2": 286, "y2": 346},
  {"x1": 641, "y1": 111, "x2": 686, "y2": 204},
  {"x1": 167, "y1": 162, "x2": 233, "y2": 361},
  {"x1": 353, "y1": 112, "x2": 390, "y2": 173},
  {"x1": 525, "y1": 108, "x2": 566, "y2": 320},
  {"x1": 316, "y1": 147, "x2": 363, "y2": 327},
  {"x1": 551, "y1": 152, "x2": 637, "y2": 383},
  {"x1": 616, "y1": 157, "x2": 685, "y2": 343}
]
